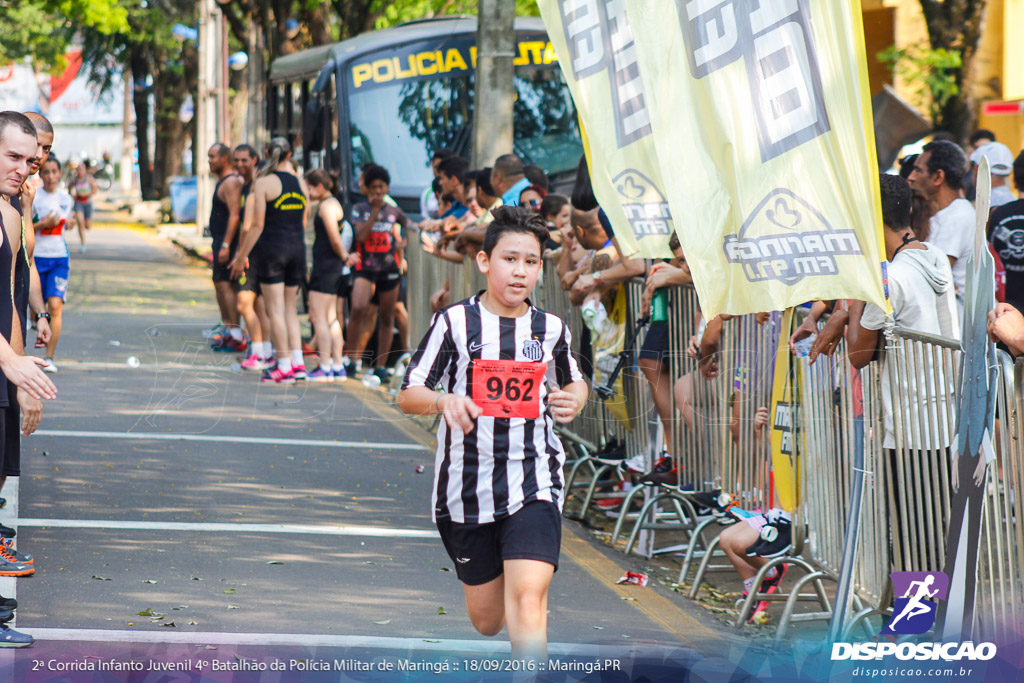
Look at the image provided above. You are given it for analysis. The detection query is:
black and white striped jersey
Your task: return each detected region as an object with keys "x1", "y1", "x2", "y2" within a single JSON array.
[{"x1": 402, "y1": 294, "x2": 584, "y2": 524}]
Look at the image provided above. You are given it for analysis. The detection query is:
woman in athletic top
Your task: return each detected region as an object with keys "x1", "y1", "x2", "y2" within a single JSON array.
[
  {"x1": 229, "y1": 138, "x2": 308, "y2": 384},
  {"x1": 303, "y1": 169, "x2": 356, "y2": 382},
  {"x1": 70, "y1": 162, "x2": 97, "y2": 253}
]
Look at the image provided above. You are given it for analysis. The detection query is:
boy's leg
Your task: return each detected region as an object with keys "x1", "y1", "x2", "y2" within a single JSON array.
[
  {"x1": 463, "y1": 576, "x2": 507, "y2": 637},
  {"x1": 45, "y1": 297, "x2": 63, "y2": 359},
  {"x1": 308, "y1": 291, "x2": 333, "y2": 369},
  {"x1": 674, "y1": 372, "x2": 696, "y2": 431},
  {"x1": 347, "y1": 276, "x2": 375, "y2": 365},
  {"x1": 720, "y1": 522, "x2": 766, "y2": 581},
  {"x1": 503, "y1": 559, "x2": 555, "y2": 659},
  {"x1": 259, "y1": 282, "x2": 288, "y2": 362},
  {"x1": 283, "y1": 285, "x2": 302, "y2": 356}
]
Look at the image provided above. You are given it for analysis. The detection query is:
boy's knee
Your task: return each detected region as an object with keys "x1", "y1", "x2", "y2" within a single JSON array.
[{"x1": 470, "y1": 615, "x2": 505, "y2": 637}]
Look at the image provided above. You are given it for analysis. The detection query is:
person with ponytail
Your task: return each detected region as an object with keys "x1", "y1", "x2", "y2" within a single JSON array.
[{"x1": 229, "y1": 138, "x2": 309, "y2": 384}]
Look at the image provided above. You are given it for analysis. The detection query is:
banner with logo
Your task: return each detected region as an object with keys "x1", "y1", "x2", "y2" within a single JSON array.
[
  {"x1": 627, "y1": 0, "x2": 886, "y2": 317},
  {"x1": 536, "y1": 0, "x2": 676, "y2": 259},
  {"x1": 543, "y1": 0, "x2": 888, "y2": 317}
]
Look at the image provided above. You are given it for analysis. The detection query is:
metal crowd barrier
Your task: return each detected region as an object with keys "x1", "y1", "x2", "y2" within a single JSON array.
[{"x1": 403, "y1": 230, "x2": 1024, "y2": 640}]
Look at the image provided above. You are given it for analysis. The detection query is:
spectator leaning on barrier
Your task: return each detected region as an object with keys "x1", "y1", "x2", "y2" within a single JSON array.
[
  {"x1": 989, "y1": 150, "x2": 1024, "y2": 312},
  {"x1": 812, "y1": 173, "x2": 959, "y2": 571},
  {"x1": 908, "y1": 140, "x2": 973, "y2": 317},
  {"x1": 988, "y1": 303, "x2": 1024, "y2": 356},
  {"x1": 490, "y1": 154, "x2": 530, "y2": 208},
  {"x1": 421, "y1": 148, "x2": 455, "y2": 219}
]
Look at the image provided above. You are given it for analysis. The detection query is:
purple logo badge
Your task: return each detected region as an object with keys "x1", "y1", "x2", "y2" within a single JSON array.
[{"x1": 883, "y1": 571, "x2": 949, "y2": 635}]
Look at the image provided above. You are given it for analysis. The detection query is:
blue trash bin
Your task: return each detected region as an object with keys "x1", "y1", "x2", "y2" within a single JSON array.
[{"x1": 168, "y1": 177, "x2": 197, "y2": 223}]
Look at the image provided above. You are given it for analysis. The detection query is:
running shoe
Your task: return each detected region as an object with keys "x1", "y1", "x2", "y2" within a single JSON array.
[
  {"x1": 690, "y1": 489, "x2": 739, "y2": 524},
  {"x1": 0, "y1": 595, "x2": 17, "y2": 611},
  {"x1": 260, "y1": 364, "x2": 296, "y2": 384},
  {"x1": 592, "y1": 438, "x2": 626, "y2": 462},
  {"x1": 293, "y1": 364, "x2": 307, "y2": 380},
  {"x1": 0, "y1": 625, "x2": 34, "y2": 647},
  {"x1": 0, "y1": 554, "x2": 33, "y2": 577},
  {"x1": 0, "y1": 539, "x2": 31, "y2": 565},
  {"x1": 240, "y1": 354, "x2": 272, "y2": 371},
  {"x1": 372, "y1": 367, "x2": 389, "y2": 385},
  {"x1": 0, "y1": 609, "x2": 12, "y2": 624},
  {"x1": 332, "y1": 367, "x2": 348, "y2": 382},
  {"x1": 638, "y1": 456, "x2": 678, "y2": 486},
  {"x1": 617, "y1": 453, "x2": 648, "y2": 475},
  {"x1": 42, "y1": 358, "x2": 57, "y2": 374},
  {"x1": 306, "y1": 367, "x2": 333, "y2": 383},
  {"x1": 302, "y1": 343, "x2": 317, "y2": 357},
  {"x1": 746, "y1": 564, "x2": 789, "y2": 623},
  {"x1": 0, "y1": 498, "x2": 6, "y2": 509},
  {"x1": 202, "y1": 323, "x2": 226, "y2": 340},
  {"x1": 746, "y1": 518, "x2": 793, "y2": 558},
  {"x1": 0, "y1": 524, "x2": 14, "y2": 539},
  {"x1": 212, "y1": 336, "x2": 247, "y2": 353}
]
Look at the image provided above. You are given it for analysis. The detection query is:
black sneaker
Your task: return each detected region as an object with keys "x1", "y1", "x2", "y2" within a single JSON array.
[
  {"x1": 638, "y1": 456, "x2": 678, "y2": 486},
  {"x1": 593, "y1": 438, "x2": 626, "y2": 461},
  {"x1": 0, "y1": 525, "x2": 14, "y2": 539},
  {"x1": 0, "y1": 624, "x2": 33, "y2": 647},
  {"x1": 746, "y1": 518, "x2": 793, "y2": 558},
  {"x1": 0, "y1": 595, "x2": 17, "y2": 611},
  {"x1": 691, "y1": 489, "x2": 738, "y2": 523}
]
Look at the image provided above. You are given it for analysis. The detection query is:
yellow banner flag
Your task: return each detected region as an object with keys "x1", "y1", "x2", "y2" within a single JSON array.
[
  {"x1": 541, "y1": 0, "x2": 888, "y2": 317},
  {"x1": 537, "y1": 0, "x2": 675, "y2": 259}
]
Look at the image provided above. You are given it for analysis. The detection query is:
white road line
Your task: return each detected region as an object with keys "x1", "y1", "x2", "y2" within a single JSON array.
[
  {"x1": 56, "y1": 361, "x2": 237, "y2": 373},
  {"x1": 34, "y1": 430, "x2": 429, "y2": 452},
  {"x1": 18, "y1": 519, "x2": 438, "y2": 538},
  {"x1": 19, "y1": 628, "x2": 640, "y2": 657}
]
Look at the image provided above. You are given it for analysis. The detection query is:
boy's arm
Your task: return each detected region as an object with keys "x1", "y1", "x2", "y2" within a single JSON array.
[{"x1": 547, "y1": 380, "x2": 588, "y2": 424}]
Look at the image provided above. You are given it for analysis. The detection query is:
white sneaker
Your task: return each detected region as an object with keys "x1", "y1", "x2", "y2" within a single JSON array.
[
  {"x1": 617, "y1": 452, "x2": 648, "y2": 475},
  {"x1": 78, "y1": 244, "x2": 86, "y2": 254},
  {"x1": 42, "y1": 358, "x2": 57, "y2": 373}
]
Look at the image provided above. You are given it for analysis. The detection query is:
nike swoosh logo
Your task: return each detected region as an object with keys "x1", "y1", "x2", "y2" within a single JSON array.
[
  {"x1": 468, "y1": 342, "x2": 485, "y2": 353},
  {"x1": 456, "y1": 558, "x2": 471, "y2": 564}
]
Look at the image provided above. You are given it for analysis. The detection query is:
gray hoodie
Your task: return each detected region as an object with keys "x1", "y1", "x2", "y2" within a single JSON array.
[{"x1": 884, "y1": 243, "x2": 960, "y2": 341}]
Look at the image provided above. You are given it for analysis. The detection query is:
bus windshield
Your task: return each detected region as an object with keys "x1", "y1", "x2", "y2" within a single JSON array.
[{"x1": 347, "y1": 68, "x2": 581, "y2": 198}]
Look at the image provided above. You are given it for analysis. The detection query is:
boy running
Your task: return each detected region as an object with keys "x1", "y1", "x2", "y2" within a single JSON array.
[
  {"x1": 398, "y1": 206, "x2": 588, "y2": 659},
  {"x1": 30, "y1": 158, "x2": 73, "y2": 372}
]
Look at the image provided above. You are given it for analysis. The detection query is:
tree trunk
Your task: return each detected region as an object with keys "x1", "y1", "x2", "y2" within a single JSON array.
[
  {"x1": 130, "y1": 49, "x2": 155, "y2": 200},
  {"x1": 151, "y1": 46, "x2": 198, "y2": 198}
]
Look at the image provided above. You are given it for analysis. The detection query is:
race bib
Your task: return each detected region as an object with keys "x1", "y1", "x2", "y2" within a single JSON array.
[
  {"x1": 366, "y1": 230, "x2": 391, "y2": 253},
  {"x1": 471, "y1": 359, "x2": 547, "y2": 419},
  {"x1": 40, "y1": 218, "x2": 65, "y2": 237}
]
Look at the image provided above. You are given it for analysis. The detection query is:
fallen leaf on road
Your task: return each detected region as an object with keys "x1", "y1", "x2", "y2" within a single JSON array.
[
  {"x1": 137, "y1": 609, "x2": 155, "y2": 616},
  {"x1": 161, "y1": 622, "x2": 176, "y2": 627},
  {"x1": 142, "y1": 580, "x2": 158, "y2": 584},
  {"x1": 437, "y1": 607, "x2": 447, "y2": 615},
  {"x1": 227, "y1": 605, "x2": 240, "y2": 610},
  {"x1": 92, "y1": 576, "x2": 111, "y2": 581},
  {"x1": 266, "y1": 561, "x2": 283, "y2": 565},
  {"x1": 440, "y1": 567, "x2": 450, "y2": 572},
  {"x1": 191, "y1": 577, "x2": 203, "y2": 581},
  {"x1": 189, "y1": 620, "x2": 198, "y2": 625},
  {"x1": 373, "y1": 620, "x2": 391, "y2": 625},
  {"x1": 223, "y1": 589, "x2": 236, "y2": 594},
  {"x1": 593, "y1": 626, "x2": 605, "y2": 630}
]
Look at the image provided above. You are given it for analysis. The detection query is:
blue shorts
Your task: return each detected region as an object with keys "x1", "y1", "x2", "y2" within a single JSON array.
[{"x1": 36, "y1": 256, "x2": 70, "y2": 301}]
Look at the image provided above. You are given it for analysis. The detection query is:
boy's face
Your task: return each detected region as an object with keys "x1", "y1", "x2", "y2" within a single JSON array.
[
  {"x1": 476, "y1": 232, "x2": 543, "y2": 309},
  {"x1": 439, "y1": 171, "x2": 460, "y2": 197},
  {"x1": 552, "y1": 203, "x2": 571, "y2": 230},
  {"x1": 366, "y1": 178, "x2": 388, "y2": 203},
  {"x1": 40, "y1": 162, "x2": 60, "y2": 189}
]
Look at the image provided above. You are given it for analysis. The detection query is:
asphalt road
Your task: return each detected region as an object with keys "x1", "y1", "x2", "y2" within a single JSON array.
[{"x1": 0, "y1": 225, "x2": 766, "y2": 681}]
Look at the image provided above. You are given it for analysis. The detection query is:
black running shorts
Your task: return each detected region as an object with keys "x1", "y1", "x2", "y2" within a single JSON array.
[
  {"x1": 308, "y1": 265, "x2": 344, "y2": 296},
  {"x1": 638, "y1": 323, "x2": 671, "y2": 361},
  {"x1": 238, "y1": 249, "x2": 260, "y2": 294},
  {"x1": 210, "y1": 239, "x2": 237, "y2": 283},
  {"x1": 257, "y1": 241, "x2": 306, "y2": 287},
  {"x1": 355, "y1": 268, "x2": 401, "y2": 294},
  {"x1": 435, "y1": 501, "x2": 561, "y2": 586}
]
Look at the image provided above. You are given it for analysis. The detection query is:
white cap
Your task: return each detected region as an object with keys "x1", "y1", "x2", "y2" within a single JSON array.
[{"x1": 971, "y1": 141, "x2": 1015, "y2": 175}]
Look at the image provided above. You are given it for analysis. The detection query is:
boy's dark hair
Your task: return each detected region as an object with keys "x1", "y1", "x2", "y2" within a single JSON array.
[
  {"x1": 539, "y1": 193, "x2": 568, "y2": 220},
  {"x1": 304, "y1": 168, "x2": 333, "y2": 191},
  {"x1": 474, "y1": 168, "x2": 496, "y2": 196},
  {"x1": 571, "y1": 154, "x2": 598, "y2": 211},
  {"x1": 42, "y1": 156, "x2": 60, "y2": 170},
  {"x1": 969, "y1": 129, "x2": 995, "y2": 145},
  {"x1": 1013, "y1": 150, "x2": 1024, "y2": 193},
  {"x1": 668, "y1": 231, "x2": 680, "y2": 252},
  {"x1": 879, "y1": 173, "x2": 912, "y2": 231},
  {"x1": 431, "y1": 176, "x2": 442, "y2": 194},
  {"x1": 431, "y1": 148, "x2": 455, "y2": 163},
  {"x1": 363, "y1": 163, "x2": 390, "y2": 187},
  {"x1": 24, "y1": 111, "x2": 53, "y2": 135},
  {"x1": 921, "y1": 140, "x2": 967, "y2": 190},
  {"x1": 234, "y1": 143, "x2": 259, "y2": 162},
  {"x1": 482, "y1": 205, "x2": 549, "y2": 256},
  {"x1": 524, "y1": 164, "x2": 548, "y2": 191},
  {"x1": 437, "y1": 156, "x2": 470, "y2": 184},
  {"x1": 897, "y1": 153, "x2": 918, "y2": 180}
]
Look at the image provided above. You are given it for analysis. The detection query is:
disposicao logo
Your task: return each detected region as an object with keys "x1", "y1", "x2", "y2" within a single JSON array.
[{"x1": 831, "y1": 571, "x2": 997, "y2": 662}]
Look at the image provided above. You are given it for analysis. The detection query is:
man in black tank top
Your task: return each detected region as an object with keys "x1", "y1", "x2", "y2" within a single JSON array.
[
  {"x1": 230, "y1": 144, "x2": 273, "y2": 370},
  {"x1": 207, "y1": 143, "x2": 245, "y2": 353},
  {"x1": 230, "y1": 138, "x2": 308, "y2": 383}
]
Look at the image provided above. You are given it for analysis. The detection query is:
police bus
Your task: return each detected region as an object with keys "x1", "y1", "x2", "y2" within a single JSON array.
[{"x1": 267, "y1": 16, "x2": 582, "y2": 215}]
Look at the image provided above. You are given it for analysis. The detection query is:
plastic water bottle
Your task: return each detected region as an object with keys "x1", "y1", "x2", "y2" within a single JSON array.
[{"x1": 651, "y1": 290, "x2": 669, "y2": 324}]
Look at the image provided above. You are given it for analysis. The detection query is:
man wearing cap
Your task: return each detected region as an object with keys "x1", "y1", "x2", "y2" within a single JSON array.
[
  {"x1": 989, "y1": 150, "x2": 1024, "y2": 312},
  {"x1": 971, "y1": 141, "x2": 1018, "y2": 209}
]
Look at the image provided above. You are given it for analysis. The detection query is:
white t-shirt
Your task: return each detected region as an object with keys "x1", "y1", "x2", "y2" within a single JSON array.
[
  {"x1": 860, "y1": 244, "x2": 960, "y2": 450},
  {"x1": 990, "y1": 184, "x2": 1016, "y2": 209},
  {"x1": 924, "y1": 197, "x2": 974, "y2": 310},
  {"x1": 32, "y1": 187, "x2": 73, "y2": 258}
]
